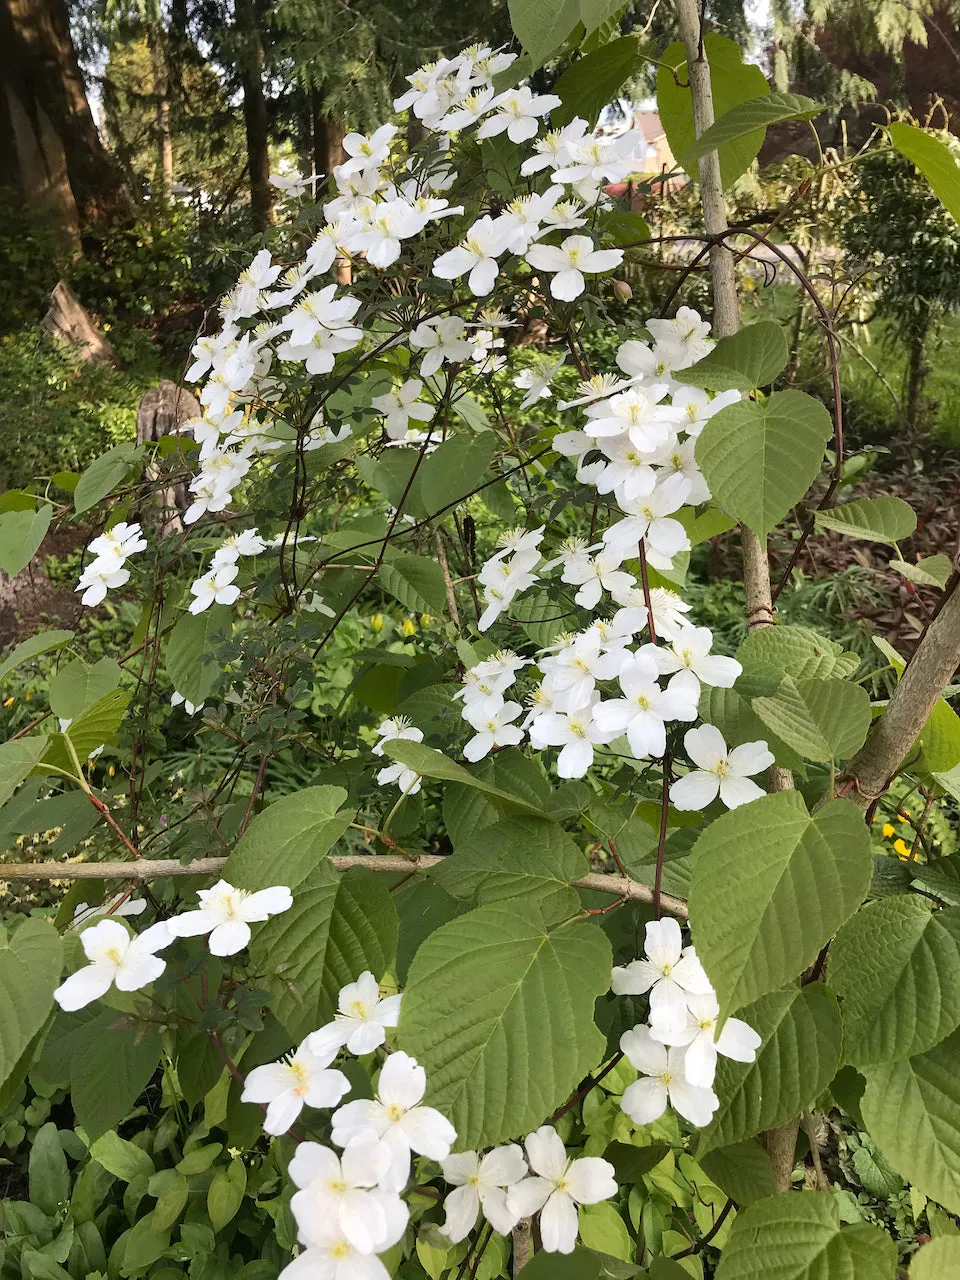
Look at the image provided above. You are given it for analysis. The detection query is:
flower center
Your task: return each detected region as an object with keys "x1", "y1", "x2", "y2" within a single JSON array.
[
  {"x1": 348, "y1": 1000, "x2": 369, "y2": 1020},
  {"x1": 635, "y1": 694, "x2": 650, "y2": 710},
  {"x1": 332, "y1": 1242, "x2": 351, "y2": 1259},
  {"x1": 467, "y1": 1174, "x2": 481, "y2": 1187},
  {"x1": 105, "y1": 947, "x2": 123, "y2": 965},
  {"x1": 327, "y1": 1178, "x2": 348, "y2": 1193},
  {"x1": 385, "y1": 1102, "x2": 405, "y2": 1122}
]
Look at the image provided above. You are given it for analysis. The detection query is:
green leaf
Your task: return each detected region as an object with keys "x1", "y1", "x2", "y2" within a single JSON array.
[
  {"x1": 553, "y1": 37, "x2": 643, "y2": 128},
  {"x1": 681, "y1": 92, "x2": 821, "y2": 172},
  {"x1": 697, "y1": 984, "x2": 842, "y2": 1156},
  {"x1": 70, "y1": 1015, "x2": 162, "y2": 1140},
  {"x1": 207, "y1": 1158, "x2": 246, "y2": 1231},
  {"x1": 165, "y1": 605, "x2": 232, "y2": 706},
  {"x1": 37, "y1": 688, "x2": 131, "y2": 775},
  {"x1": 714, "y1": 1190, "x2": 896, "y2": 1279},
  {"x1": 699, "y1": 1140, "x2": 776, "y2": 1205},
  {"x1": 251, "y1": 864, "x2": 398, "y2": 1041},
  {"x1": 681, "y1": 322, "x2": 788, "y2": 392},
  {"x1": 861, "y1": 1029, "x2": 960, "y2": 1214},
  {"x1": 223, "y1": 785, "x2": 352, "y2": 891},
  {"x1": 418, "y1": 433, "x2": 497, "y2": 515},
  {"x1": 578, "y1": 1202, "x2": 634, "y2": 1262},
  {"x1": 379, "y1": 554, "x2": 448, "y2": 616},
  {"x1": 657, "y1": 35, "x2": 771, "y2": 188},
  {"x1": 888, "y1": 554, "x2": 954, "y2": 588},
  {"x1": 889, "y1": 122, "x2": 960, "y2": 226},
  {"x1": 399, "y1": 895, "x2": 612, "y2": 1148},
  {"x1": 48, "y1": 656, "x2": 122, "y2": 721},
  {"x1": 677, "y1": 505, "x2": 738, "y2": 547},
  {"x1": 74, "y1": 443, "x2": 143, "y2": 514},
  {"x1": 29, "y1": 1123, "x2": 69, "y2": 1215},
  {"x1": 752, "y1": 675, "x2": 872, "y2": 762},
  {"x1": 508, "y1": 0, "x2": 581, "y2": 68},
  {"x1": 695, "y1": 390, "x2": 833, "y2": 538},
  {"x1": 873, "y1": 637, "x2": 960, "y2": 774},
  {"x1": 736, "y1": 625, "x2": 860, "y2": 680},
  {"x1": 0, "y1": 918, "x2": 62, "y2": 1089},
  {"x1": 0, "y1": 504, "x2": 52, "y2": 576},
  {"x1": 149, "y1": 1169, "x2": 189, "y2": 1231},
  {"x1": 815, "y1": 496, "x2": 917, "y2": 543},
  {"x1": 912, "y1": 858, "x2": 960, "y2": 906},
  {"x1": 601, "y1": 209, "x2": 651, "y2": 248},
  {"x1": 830, "y1": 897, "x2": 960, "y2": 1064},
  {"x1": 689, "y1": 793, "x2": 872, "y2": 1014},
  {"x1": 433, "y1": 816, "x2": 588, "y2": 919},
  {"x1": 911, "y1": 1238, "x2": 960, "y2": 1278},
  {"x1": 0, "y1": 736, "x2": 52, "y2": 805},
  {"x1": 356, "y1": 451, "x2": 427, "y2": 516},
  {"x1": 19, "y1": 1252, "x2": 71, "y2": 1280},
  {"x1": 116, "y1": 1216, "x2": 170, "y2": 1278},
  {"x1": 90, "y1": 1131, "x2": 155, "y2": 1182},
  {"x1": 518, "y1": 1248, "x2": 643, "y2": 1278},
  {"x1": 603, "y1": 1141, "x2": 670, "y2": 1183},
  {"x1": 0, "y1": 630, "x2": 73, "y2": 682},
  {"x1": 580, "y1": 0, "x2": 626, "y2": 30},
  {"x1": 383, "y1": 739, "x2": 550, "y2": 817}
]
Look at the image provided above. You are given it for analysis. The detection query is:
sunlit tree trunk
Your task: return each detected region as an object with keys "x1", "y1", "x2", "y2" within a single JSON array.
[
  {"x1": 235, "y1": 0, "x2": 271, "y2": 232},
  {"x1": 147, "y1": 21, "x2": 174, "y2": 199}
]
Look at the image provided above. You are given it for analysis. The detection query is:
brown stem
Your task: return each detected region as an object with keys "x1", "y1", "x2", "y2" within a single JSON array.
[
  {"x1": 88, "y1": 794, "x2": 142, "y2": 859},
  {"x1": 512, "y1": 1219, "x2": 532, "y2": 1276},
  {"x1": 763, "y1": 1118, "x2": 799, "y2": 1192}
]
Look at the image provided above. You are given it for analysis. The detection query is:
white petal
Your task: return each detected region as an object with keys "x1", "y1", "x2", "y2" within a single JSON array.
[
  {"x1": 305, "y1": 1069, "x2": 351, "y2": 1110},
  {"x1": 339, "y1": 1187, "x2": 388, "y2": 1253},
  {"x1": 719, "y1": 775, "x2": 766, "y2": 809},
  {"x1": 477, "y1": 1185, "x2": 520, "y2": 1235},
  {"x1": 696, "y1": 654, "x2": 742, "y2": 688},
  {"x1": 620, "y1": 1077, "x2": 668, "y2": 1125},
  {"x1": 377, "y1": 1051, "x2": 425, "y2": 1109},
  {"x1": 263, "y1": 1090, "x2": 304, "y2": 1135},
  {"x1": 242, "y1": 1062, "x2": 294, "y2": 1103},
  {"x1": 550, "y1": 269, "x2": 585, "y2": 301},
  {"x1": 667, "y1": 1079, "x2": 718, "y2": 1127},
  {"x1": 54, "y1": 964, "x2": 114, "y2": 1011},
  {"x1": 539, "y1": 1190, "x2": 579, "y2": 1254},
  {"x1": 644, "y1": 918, "x2": 682, "y2": 968},
  {"x1": 716, "y1": 1017, "x2": 762, "y2": 1063},
  {"x1": 346, "y1": 1021, "x2": 387, "y2": 1055},
  {"x1": 288, "y1": 1141, "x2": 340, "y2": 1189},
  {"x1": 506, "y1": 1175, "x2": 552, "y2": 1219},
  {"x1": 682, "y1": 1035, "x2": 718, "y2": 1088},
  {"x1": 727, "y1": 740, "x2": 775, "y2": 776},
  {"x1": 114, "y1": 953, "x2": 166, "y2": 991},
  {"x1": 524, "y1": 1126, "x2": 568, "y2": 1181},
  {"x1": 241, "y1": 885, "x2": 293, "y2": 921},
  {"x1": 648, "y1": 979, "x2": 693, "y2": 1035},
  {"x1": 480, "y1": 1144, "x2": 527, "y2": 1187},
  {"x1": 397, "y1": 1104, "x2": 456, "y2": 1159},
  {"x1": 684, "y1": 723, "x2": 728, "y2": 769},
  {"x1": 166, "y1": 908, "x2": 215, "y2": 938},
  {"x1": 670, "y1": 770, "x2": 720, "y2": 811},
  {"x1": 564, "y1": 1157, "x2": 616, "y2": 1205},
  {"x1": 208, "y1": 919, "x2": 252, "y2": 955},
  {"x1": 611, "y1": 959, "x2": 659, "y2": 996},
  {"x1": 376, "y1": 994, "x2": 402, "y2": 1027},
  {"x1": 620, "y1": 1025, "x2": 668, "y2": 1076},
  {"x1": 440, "y1": 1184, "x2": 479, "y2": 1243},
  {"x1": 306, "y1": 1021, "x2": 352, "y2": 1061}
]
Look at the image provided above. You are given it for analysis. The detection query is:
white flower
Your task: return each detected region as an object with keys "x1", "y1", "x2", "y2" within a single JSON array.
[
  {"x1": 339, "y1": 123, "x2": 397, "y2": 176},
  {"x1": 307, "y1": 971, "x2": 402, "y2": 1057},
  {"x1": 54, "y1": 919, "x2": 172, "y2": 1010},
  {"x1": 507, "y1": 1127, "x2": 616, "y2": 1255},
  {"x1": 331, "y1": 1051, "x2": 457, "y2": 1191},
  {"x1": 552, "y1": 131, "x2": 644, "y2": 186},
  {"x1": 171, "y1": 691, "x2": 202, "y2": 715},
  {"x1": 611, "y1": 918, "x2": 713, "y2": 1035},
  {"x1": 371, "y1": 379, "x2": 435, "y2": 441},
  {"x1": 493, "y1": 188, "x2": 562, "y2": 254},
  {"x1": 87, "y1": 521, "x2": 146, "y2": 571},
  {"x1": 76, "y1": 562, "x2": 130, "y2": 607},
  {"x1": 241, "y1": 1041, "x2": 350, "y2": 1136},
  {"x1": 276, "y1": 1200, "x2": 407, "y2": 1280},
  {"x1": 71, "y1": 894, "x2": 147, "y2": 927},
  {"x1": 647, "y1": 587, "x2": 693, "y2": 642},
  {"x1": 526, "y1": 234, "x2": 623, "y2": 301},
  {"x1": 671, "y1": 386, "x2": 741, "y2": 437},
  {"x1": 432, "y1": 216, "x2": 509, "y2": 297},
  {"x1": 520, "y1": 118, "x2": 589, "y2": 175},
  {"x1": 513, "y1": 354, "x2": 565, "y2": 409},
  {"x1": 620, "y1": 1025, "x2": 718, "y2": 1127},
  {"x1": 671, "y1": 725, "x2": 774, "y2": 812},
  {"x1": 408, "y1": 316, "x2": 472, "y2": 378},
  {"x1": 584, "y1": 384, "x2": 682, "y2": 450},
  {"x1": 645, "y1": 626, "x2": 742, "y2": 692},
  {"x1": 528, "y1": 699, "x2": 613, "y2": 779},
  {"x1": 166, "y1": 879, "x2": 292, "y2": 955},
  {"x1": 212, "y1": 529, "x2": 268, "y2": 569},
  {"x1": 440, "y1": 1145, "x2": 528, "y2": 1241},
  {"x1": 375, "y1": 761, "x2": 422, "y2": 795},
  {"x1": 647, "y1": 306, "x2": 714, "y2": 369},
  {"x1": 350, "y1": 200, "x2": 425, "y2": 269},
  {"x1": 651, "y1": 991, "x2": 761, "y2": 1087},
  {"x1": 462, "y1": 699, "x2": 524, "y2": 761},
  {"x1": 188, "y1": 564, "x2": 241, "y2": 614},
  {"x1": 650, "y1": 436, "x2": 710, "y2": 504},
  {"x1": 560, "y1": 548, "x2": 636, "y2": 611},
  {"x1": 270, "y1": 171, "x2": 314, "y2": 196},
  {"x1": 601, "y1": 473, "x2": 692, "y2": 566},
  {"x1": 477, "y1": 87, "x2": 562, "y2": 143},
  {"x1": 290, "y1": 1138, "x2": 400, "y2": 1252},
  {"x1": 593, "y1": 661, "x2": 700, "y2": 759}
]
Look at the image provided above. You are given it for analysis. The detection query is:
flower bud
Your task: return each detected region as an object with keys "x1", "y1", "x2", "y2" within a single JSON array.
[
  {"x1": 612, "y1": 279, "x2": 633, "y2": 303},
  {"x1": 370, "y1": 613, "x2": 384, "y2": 632},
  {"x1": 420, "y1": 613, "x2": 433, "y2": 627},
  {"x1": 400, "y1": 617, "x2": 416, "y2": 637}
]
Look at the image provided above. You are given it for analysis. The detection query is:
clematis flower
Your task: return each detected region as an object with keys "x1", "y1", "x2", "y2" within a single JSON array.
[
  {"x1": 507, "y1": 1127, "x2": 616, "y2": 1254},
  {"x1": 651, "y1": 991, "x2": 762, "y2": 1088},
  {"x1": 276, "y1": 1201, "x2": 408, "y2": 1280},
  {"x1": 593, "y1": 660, "x2": 700, "y2": 759},
  {"x1": 644, "y1": 625, "x2": 742, "y2": 693},
  {"x1": 619, "y1": 1025, "x2": 718, "y2": 1127},
  {"x1": 670, "y1": 725, "x2": 774, "y2": 812},
  {"x1": 54, "y1": 919, "x2": 172, "y2": 1010},
  {"x1": 241, "y1": 1040, "x2": 350, "y2": 1136},
  {"x1": 611, "y1": 918, "x2": 713, "y2": 1034},
  {"x1": 477, "y1": 87, "x2": 562, "y2": 143},
  {"x1": 289, "y1": 1137, "x2": 397, "y2": 1251},
  {"x1": 371, "y1": 379, "x2": 435, "y2": 440},
  {"x1": 408, "y1": 316, "x2": 472, "y2": 377},
  {"x1": 167, "y1": 879, "x2": 292, "y2": 955},
  {"x1": 432, "y1": 216, "x2": 509, "y2": 297},
  {"x1": 188, "y1": 564, "x2": 241, "y2": 614},
  {"x1": 331, "y1": 1051, "x2": 456, "y2": 1191},
  {"x1": 307, "y1": 971, "x2": 402, "y2": 1057},
  {"x1": 440, "y1": 1145, "x2": 528, "y2": 1241},
  {"x1": 526, "y1": 234, "x2": 623, "y2": 301},
  {"x1": 462, "y1": 699, "x2": 524, "y2": 761}
]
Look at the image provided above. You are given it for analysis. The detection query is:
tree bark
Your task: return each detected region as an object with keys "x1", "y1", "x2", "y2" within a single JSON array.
[
  {"x1": 0, "y1": 0, "x2": 130, "y2": 230},
  {"x1": 235, "y1": 0, "x2": 271, "y2": 232},
  {"x1": 147, "y1": 23, "x2": 174, "y2": 199}
]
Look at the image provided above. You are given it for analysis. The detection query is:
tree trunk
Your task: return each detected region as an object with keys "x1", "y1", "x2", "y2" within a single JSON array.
[
  {"x1": 312, "y1": 91, "x2": 350, "y2": 281},
  {"x1": 147, "y1": 22, "x2": 174, "y2": 200},
  {"x1": 235, "y1": 0, "x2": 271, "y2": 232},
  {"x1": 904, "y1": 318, "x2": 930, "y2": 436},
  {"x1": 0, "y1": 0, "x2": 130, "y2": 231}
]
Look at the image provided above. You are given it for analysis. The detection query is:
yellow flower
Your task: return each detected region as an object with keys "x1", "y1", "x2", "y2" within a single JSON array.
[
  {"x1": 108, "y1": 765, "x2": 116, "y2": 777},
  {"x1": 2, "y1": 696, "x2": 13, "y2": 707},
  {"x1": 893, "y1": 838, "x2": 911, "y2": 859},
  {"x1": 881, "y1": 823, "x2": 896, "y2": 838},
  {"x1": 370, "y1": 614, "x2": 384, "y2": 632},
  {"x1": 400, "y1": 618, "x2": 416, "y2": 637},
  {"x1": 420, "y1": 614, "x2": 433, "y2": 627}
]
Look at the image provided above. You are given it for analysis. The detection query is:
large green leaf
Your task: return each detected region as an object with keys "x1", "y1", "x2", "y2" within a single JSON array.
[
  {"x1": 223, "y1": 785, "x2": 352, "y2": 891},
  {"x1": 0, "y1": 736, "x2": 52, "y2": 805},
  {"x1": 517, "y1": 1248, "x2": 642, "y2": 1279},
  {"x1": 699, "y1": 1140, "x2": 776, "y2": 1205},
  {"x1": 714, "y1": 1191, "x2": 896, "y2": 1279},
  {"x1": 399, "y1": 894, "x2": 611, "y2": 1148},
  {"x1": 74, "y1": 443, "x2": 143, "y2": 515},
  {"x1": 553, "y1": 37, "x2": 643, "y2": 127},
  {"x1": 250, "y1": 865, "x2": 398, "y2": 1041},
  {"x1": 680, "y1": 321, "x2": 788, "y2": 392},
  {"x1": 36, "y1": 689, "x2": 131, "y2": 774},
  {"x1": 699, "y1": 685, "x2": 803, "y2": 773},
  {"x1": 0, "y1": 629, "x2": 73, "y2": 682},
  {"x1": 379, "y1": 554, "x2": 448, "y2": 616},
  {"x1": 695, "y1": 391, "x2": 833, "y2": 538},
  {"x1": 657, "y1": 35, "x2": 770, "y2": 188},
  {"x1": 911, "y1": 1238, "x2": 960, "y2": 1278},
  {"x1": 697, "y1": 984, "x2": 842, "y2": 1156},
  {"x1": 507, "y1": 0, "x2": 581, "y2": 68},
  {"x1": 48, "y1": 657, "x2": 122, "y2": 721},
  {"x1": 383, "y1": 739, "x2": 550, "y2": 818},
  {"x1": 912, "y1": 858, "x2": 960, "y2": 906},
  {"x1": 165, "y1": 606, "x2": 233, "y2": 706},
  {"x1": 0, "y1": 918, "x2": 62, "y2": 1090},
  {"x1": 889, "y1": 122, "x2": 960, "y2": 226},
  {"x1": 861, "y1": 1028, "x2": 960, "y2": 1213},
  {"x1": 736, "y1": 625, "x2": 860, "y2": 681},
  {"x1": 752, "y1": 675, "x2": 872, "y2": 762},
  {"x1": 829, "y1": 897, "x2": 960, "y2": 1065},
  {"x1": 815, "y1": 495, "x2": 917, "y2": 543},
  {"x1": 681, "y1": 92, "x2": 821, "y2": 171},
  {"x1": 689, "y1": 793, "x2": 872, "y2": 1014},
  {"x1": 67, "y1": 1010, "x2": 162, "y2": 1140},
  {"x1": 0, "y1": 504, "x2": 52, "y2": 576},
  {"x1": 418, "y1": 433, "x2": 497, "y2": 516}
]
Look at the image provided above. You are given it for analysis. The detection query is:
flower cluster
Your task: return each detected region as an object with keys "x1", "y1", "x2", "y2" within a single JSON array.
[
  {"x1": 76, "y1": 521, "x2": 146, "y2": 607},
  {"x1": 612, "y1": 919, "x2": 761, "y2": 1128}
]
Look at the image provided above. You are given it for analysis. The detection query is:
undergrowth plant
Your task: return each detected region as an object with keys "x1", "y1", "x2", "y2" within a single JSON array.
[{"x1": 2, "y1": 4, "x2": 960, "y2": 1279}]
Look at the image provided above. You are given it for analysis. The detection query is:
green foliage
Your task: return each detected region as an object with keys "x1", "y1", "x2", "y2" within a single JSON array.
[
  {"x1": 224, "y1": 786, "x2": 352, "y2": 890},
  {"x1": 889, "y1": 123, "x2": 960, "y2": 227},
  {"x1": 814, "y1": 496, "x2": 917, "y2": 543},
  {"x1": 681, "y1": 321, "x2": 788, "y2": 393}
]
